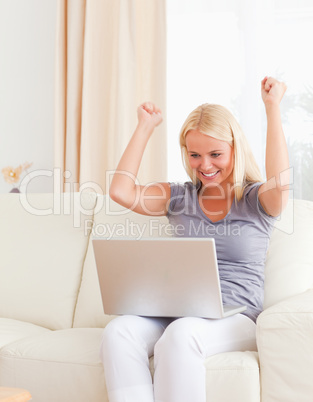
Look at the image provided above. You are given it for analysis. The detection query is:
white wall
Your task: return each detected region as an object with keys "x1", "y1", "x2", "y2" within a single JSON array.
[{"x1": 0, "y1": 0, "x2": 56, "y2": 193}]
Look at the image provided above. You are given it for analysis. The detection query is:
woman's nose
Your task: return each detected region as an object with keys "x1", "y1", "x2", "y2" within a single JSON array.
[{"x1": 200, "y1": 157, "x2": 213, "y2": 171}]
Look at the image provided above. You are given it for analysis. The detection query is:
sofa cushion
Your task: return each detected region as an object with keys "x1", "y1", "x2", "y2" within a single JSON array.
[
  {"x1": 149, "y1": 351, "x2": 260, "y2": 402},
  {"x1": 73, "y1": 195, "x2": 171, "y2": 328},
  {"x1": 0, "y1": 192, "x2": 97, "y2": 330},
  {"x1": 204, "y1": 351, "x2": 260, "y2": 401},
  {"x1": 0, "y1": 318, "x2": 50, "y2": 349},
  {"x1": 264, "y1": 199, "x2": 313, "y2": 309},
  {"x1": 0, "y1": 328, "x2": 108, "y2": 402},
  {"x1": 0, "y1": 328, "x2": 260, "y2": 402}
]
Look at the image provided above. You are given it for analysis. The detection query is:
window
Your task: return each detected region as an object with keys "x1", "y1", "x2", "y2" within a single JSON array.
[{"x1": 167, "y1": 0, "x2": 313, "y2": 201}]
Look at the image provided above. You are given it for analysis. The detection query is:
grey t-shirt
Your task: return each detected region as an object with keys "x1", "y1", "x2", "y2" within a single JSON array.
[{"x1": 166, "y1": 181, "x2": 276, "y2": 322}]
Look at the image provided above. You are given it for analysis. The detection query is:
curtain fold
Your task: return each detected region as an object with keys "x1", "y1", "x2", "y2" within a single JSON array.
[{"x1": 55, "y1": 0, "x2": 167, "y2": 193}]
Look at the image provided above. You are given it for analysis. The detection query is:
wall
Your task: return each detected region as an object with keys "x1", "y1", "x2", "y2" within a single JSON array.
[{"x1": 0, "y1": 0, "x2": 56, "y2": 193}]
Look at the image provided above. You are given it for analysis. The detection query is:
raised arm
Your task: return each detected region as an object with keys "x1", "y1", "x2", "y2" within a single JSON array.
[
  {"x1": 109, "y1": 102, "x2": 171, "y2": 216},
  {"x1": 258, "y1": 77, "x2": 290, "y2": 217}
]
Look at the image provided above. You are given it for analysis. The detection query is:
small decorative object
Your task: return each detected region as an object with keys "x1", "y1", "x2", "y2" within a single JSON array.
[{"x1": 1, "y1": 162, "x2": 33, "y2": 193}]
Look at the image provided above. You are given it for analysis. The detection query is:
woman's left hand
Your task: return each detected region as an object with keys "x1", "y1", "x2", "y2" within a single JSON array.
[{"x1": 261, "y1": 76, "x2": 287, "y2": 108}]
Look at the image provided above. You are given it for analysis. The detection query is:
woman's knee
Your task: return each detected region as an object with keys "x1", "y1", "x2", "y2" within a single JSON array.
[
  {"x1": 155, "y1": 317, "x2": 207, "y2": 357},
  {"x1": 100, "y1": 315, "x2": 168, "y2": 360},
  {"x1": 100, "y1": 316, "x2": 139, "y2": 357}
]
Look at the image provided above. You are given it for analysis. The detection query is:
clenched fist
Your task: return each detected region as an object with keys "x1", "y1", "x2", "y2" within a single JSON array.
[
  {"x1": 137, "y1": 102, "x2": 163, "y2": 128},
  {"x1": 261, "y1": 77, "x2": 287, "y2": 108}
]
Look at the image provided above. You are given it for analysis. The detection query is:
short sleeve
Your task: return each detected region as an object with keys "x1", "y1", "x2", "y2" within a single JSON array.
[
  {"x1": 166, "y1": 182, "x2": 196, "y2": 217},
  {"x1": 167, "y1": 182, "x2": 186, "y2": 216},
  {"x1": 245, "y1": 183, "x2": 277, "y2": 225}
]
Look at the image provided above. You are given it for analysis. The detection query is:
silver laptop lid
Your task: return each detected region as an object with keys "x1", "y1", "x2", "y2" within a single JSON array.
[{"x1": 93, "y1": 238, "x2": 246, "y2": 319}]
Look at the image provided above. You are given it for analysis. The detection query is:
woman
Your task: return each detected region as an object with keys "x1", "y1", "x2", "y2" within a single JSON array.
[{"x1": 100, "y1": 76, "x2": 289, "y2": 402}]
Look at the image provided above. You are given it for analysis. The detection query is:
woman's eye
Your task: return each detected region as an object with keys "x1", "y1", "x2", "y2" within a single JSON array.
[
  {"x1": 190, "y1": 154, "x2": 199, "y2": 158},
  {"x1": 211, "y1": 153, "x2": 221, "y2": 158}
]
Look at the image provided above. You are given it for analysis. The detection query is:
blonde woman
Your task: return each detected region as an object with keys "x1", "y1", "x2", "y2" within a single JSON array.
[{"x1": 100, "y1": 76, "x2": 289, "y2": 402}]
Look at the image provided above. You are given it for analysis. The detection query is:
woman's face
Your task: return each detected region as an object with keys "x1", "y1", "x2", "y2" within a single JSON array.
[{"x1": 185, "y1": 129, "x2": 234, "y2": 190}]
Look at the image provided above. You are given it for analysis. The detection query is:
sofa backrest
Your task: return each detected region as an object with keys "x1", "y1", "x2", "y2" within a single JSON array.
[
  {"x1": 73, "y1": 195, "x2": 171, "y2": 328},
  {"x1": 2, "y1": 192, "x2": 309, "y2": 331},
  {"x1": 264, "y1": 199, "x2": 313, "y2": 309},
  {"x1": 0, "y1": 192, "x2": 97, "y2": 330}
]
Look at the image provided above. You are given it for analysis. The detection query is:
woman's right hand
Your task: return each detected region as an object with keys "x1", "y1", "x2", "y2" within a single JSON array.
[
  {"x1": 137, "y1": 102, "x2": 163, "y2": 129},
  {"x1": 110, "y1": 101, "x2": 169, "y2": 216}
]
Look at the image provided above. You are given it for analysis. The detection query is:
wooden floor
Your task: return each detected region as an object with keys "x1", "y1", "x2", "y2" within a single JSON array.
[{"x1": 0, "y1": 388, "x2": 32, "y2": 402}]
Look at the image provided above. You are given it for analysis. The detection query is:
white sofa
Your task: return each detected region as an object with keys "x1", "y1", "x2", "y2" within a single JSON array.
[{"x1": 0, "y1": 192, "x2": 312, "y2": 402}]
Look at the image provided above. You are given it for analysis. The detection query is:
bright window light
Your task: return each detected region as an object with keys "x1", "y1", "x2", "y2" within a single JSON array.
[{"x1": 166, "y1": 0, "x2": 313, "y2": 201}]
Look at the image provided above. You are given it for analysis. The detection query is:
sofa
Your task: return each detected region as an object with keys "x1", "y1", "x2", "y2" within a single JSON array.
[{"x1": 0, "y1": 191, "x2": 312, "y2": 402}]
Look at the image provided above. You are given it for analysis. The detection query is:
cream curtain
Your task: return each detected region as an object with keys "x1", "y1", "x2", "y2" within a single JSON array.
[{"x1": 55, "y1": 0, "x2": 167, "y2": 193}]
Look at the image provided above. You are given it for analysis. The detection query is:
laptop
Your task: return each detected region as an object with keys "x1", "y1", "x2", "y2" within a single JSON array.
[{"x1": 92, "y1": 238, "x2": 246, "y2": 319}]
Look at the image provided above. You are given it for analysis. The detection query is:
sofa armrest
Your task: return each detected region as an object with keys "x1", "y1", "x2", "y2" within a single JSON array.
[{"x1": 256, "y1": 289, "x2": 313, "y2": 402}]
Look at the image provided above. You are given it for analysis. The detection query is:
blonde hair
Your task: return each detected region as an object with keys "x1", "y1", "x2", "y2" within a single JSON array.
[{"x1": 179, "y1": 104, "x2": 263, "y2": 201}]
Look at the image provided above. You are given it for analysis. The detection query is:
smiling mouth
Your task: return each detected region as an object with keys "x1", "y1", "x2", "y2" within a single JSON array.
[{"x1": 200, "y1": 171, "x2": 220, "y2": 178}]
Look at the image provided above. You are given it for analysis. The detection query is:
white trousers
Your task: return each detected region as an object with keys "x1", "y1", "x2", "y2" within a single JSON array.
[{"x1": 100, "y1": 314, "x2": 257, "y2": 402}]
